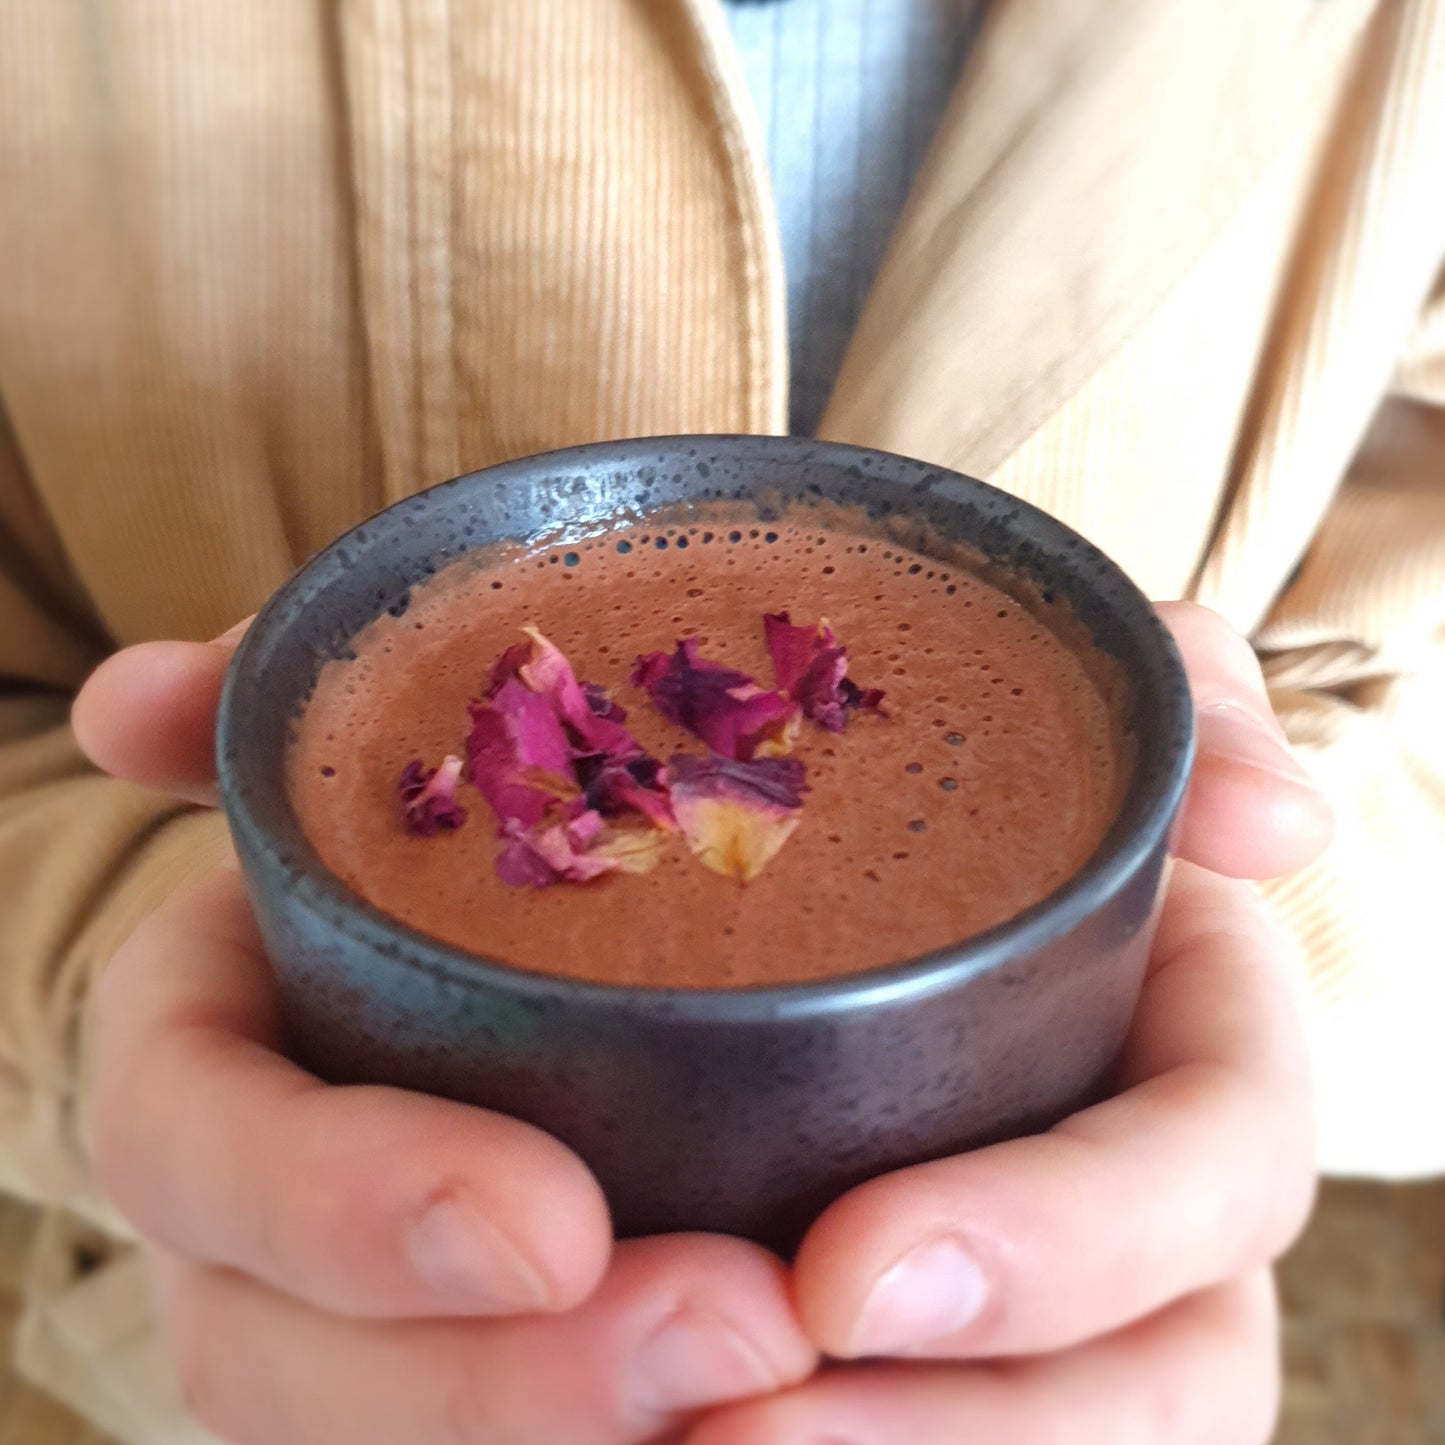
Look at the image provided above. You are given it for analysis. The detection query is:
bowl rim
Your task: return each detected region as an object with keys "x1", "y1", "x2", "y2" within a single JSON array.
[{"x1": 218, "y1": 434, "x2": 1194, "y2": 1021}]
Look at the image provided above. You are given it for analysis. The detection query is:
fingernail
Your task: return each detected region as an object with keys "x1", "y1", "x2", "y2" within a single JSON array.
[
  {"x1": 209, "y1": 619, "x2": 251, "y2": 647},
  {"x1": 1196, "y1": 703, "x2": 1322, "y2": 791},
  {"x1": 628, "y1": 1310, "x2": 779, "y2": 1418},
  {"x1": 850, "y1": 1235, "x2": 990, "y2": 1356},
  {"x1": 406, "y1": 1191, "x2": 550, "y2": 1311}
]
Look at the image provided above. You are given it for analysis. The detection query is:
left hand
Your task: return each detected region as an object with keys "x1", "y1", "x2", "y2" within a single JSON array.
[{"x1": 682, "y1": 603, "x2": 1332, "y2": 1445}]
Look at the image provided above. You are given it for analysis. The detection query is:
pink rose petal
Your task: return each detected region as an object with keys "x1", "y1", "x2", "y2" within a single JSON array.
[
  {"x1": 492, "y1": 676, "x2": 574, "y2": 775},
  {"x1": 763, "y1": 613, "x2": 832, "y2": 696},
  {"x1": 495, "y1": 808, "x2": 667, "y2": 887},
  {"x1": 464, "y1": 700, "x2": 570, "y2": 830},
  {"x1": 491, "y1": 626, "x2": 637, "y2": 758},
  {"x1": 495, "y1": 828, "x2": 563, "y2": 887}
]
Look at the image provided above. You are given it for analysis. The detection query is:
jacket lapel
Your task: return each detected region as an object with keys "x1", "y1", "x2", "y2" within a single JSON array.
[{"x1": 819, "y1": 0, "x2": 1374, "y2": 605}]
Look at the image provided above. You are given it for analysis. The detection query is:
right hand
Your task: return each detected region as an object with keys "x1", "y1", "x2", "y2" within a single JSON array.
[{"x1": 74, "y1": 625, "x2": 817, "y2": 1444}]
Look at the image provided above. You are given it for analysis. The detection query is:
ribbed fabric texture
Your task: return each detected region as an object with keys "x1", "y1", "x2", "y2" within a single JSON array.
[
  {"x1": 0, "y1": 0, "x2": 372, "y2": 642},
  {"x1": 723, "y1": 0, "x2": 983, "y2": 434},
  {"x1": 1193, "y1": 0, "x2": 1445, "y2": 633},
  {"x1": 344, "y1": 0, "x2": 786, "y2": 502},
  {"x1": 0, "y1": 2, "x2": 1442, "y2": 1438}
]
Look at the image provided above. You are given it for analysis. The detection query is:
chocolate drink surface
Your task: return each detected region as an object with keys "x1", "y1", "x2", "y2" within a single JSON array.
[{"x1": 288, "y1": 518, "x2": 1121, "y2": 988}]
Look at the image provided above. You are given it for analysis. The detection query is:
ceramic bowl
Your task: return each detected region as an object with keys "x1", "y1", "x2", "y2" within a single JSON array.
[{"x1": 217, "y1": 435, "x2": 1193, "y2": 1251}]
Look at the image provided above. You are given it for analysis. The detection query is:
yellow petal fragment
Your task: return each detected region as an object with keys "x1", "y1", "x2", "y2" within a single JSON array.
[
  {"x1": 673, "y1": 795, "x2": 801, "y2": 883},
  {"x1": 590, "y1": 825, "x2": 670, "y2": 876}
]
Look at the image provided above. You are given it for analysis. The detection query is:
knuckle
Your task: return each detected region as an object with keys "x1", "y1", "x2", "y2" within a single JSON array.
[
  {"x1": 203, "y1": 1069, "x2": 326, "y2": 1291},
  {"x1": 90, "y1": 1079, "x2": 147, "y2": 1228},
  {"x1": 1149, "y1": 1333, "x2": 1278, "y2": 1445},
  {"x1": 92, "y1": 939, "x2": 131, "y2": 1026},
  {"x1": 90, "y1": 929, "x2": 168, "y2": 1206},
  {"x1": 158, "y1": 1265, "x2": 309, "y2": 1445},
  {"x1": 1231, "y1": 1363, "x2": 1283, "y2": 1445},
  {"x1": 90, "y1": 1140, "x2": 137, "y2": 1232},
  {"x1": 1158, "y1": 599, "x2": 1223, "y2": 629},
  {"x1": 436, "y1": 1348, "x2": 504, "y2": 1445},
  {"x1": 1212, "y1": 1313, "x2": 1281, "y2": 1445},
  {"x1": 1241, "y1": 1112, "x2": 1317, "y2": 1268},
  {"x1": 1261, "y1": 1158, "x2": 1318, "y2": 1262},
  {"x1": 245, "y1": 1093, "x2": 360, "y2": 1298},
  {"x1": 158, "y1": 1271, "x2": 241, "y2": 1441},
  {"x1": 91, "y1": 941, "x2": 146, "y2": 1066},
  {"x1": 1160, "y1": 600, "x2": 1236, "y2": 651},
  {"x1": 238, "y1": 1109, "x2": 308, "y2": 1288},
  {"x1": 1197, "y1": 1067, "x2": 1316, "y2": 1272},
  {"x1": 88, "y1": 1082, "x2": 126, "y2": 1195}
]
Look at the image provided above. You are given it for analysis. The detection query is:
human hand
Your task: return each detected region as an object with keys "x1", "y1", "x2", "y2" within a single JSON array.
[
  {"x1": 679, "y1": 603, "x2": 1332, "y2": 1445},
  {"x1": 75, "y1": 623, "x2": 816, "y2": 1443},
  {"x1": 75, "y1": 602, "x2": 1330, "y2": 1444}
]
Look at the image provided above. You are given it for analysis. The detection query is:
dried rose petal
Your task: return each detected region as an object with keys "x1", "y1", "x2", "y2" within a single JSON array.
[
  {"x1": 464, "y1": 695, "x2": 572, "y2": 830},
  {"x1": 492, "y1": 676, "x2": 574, "y2": 775},
  {"x1": 470, "y1": 629, "x2": 675, "y2": 883},
  {"x1": 496, "y1": 808, "x2": 667, "y2": 887},
  {"x1": 443, "y1": 623, "x2": 836, "y2": 886},
  {"x1": 631, "y1": 640, "x2": 799, "y2": 761},
  {"x1": 670, "y1": 753, "x2": 807, "y2": 810},
  {"x1": 841, "y1": 676, "x2": 887, "y2": 714},
  {"x1": 588, "y1": 825, "x2": 670, "y2": 875},
  {"x1": 498, "y1": 811, "x2": 613, "y2": 885},
  {"x1": 668, "y1": 754, "x2": 807, "y2": 882},
  {"x1": 576, "y1": 753, "x2": 676, "y2": 830},
  {"x1": 490, "y1": 626, "x2": 636, "y2": 759},
  {"x1": 397, "y1": 755, "x2": 468, "y2": 835},
  {"x1": 764, "y1": 612, "x2": 885, "y2": 734},
  {"x1": 763, "y1": 613, "x2": 829, "y2": 696},
  {"x1": 494, "y1": 827, "x2": 561, "y2": 887},
  {"x1": 486, "y1": 637, "x2": 535, "y2": 695},
  {"x1": 582, "y1": 681, "x2": 626, "y2": 724}
]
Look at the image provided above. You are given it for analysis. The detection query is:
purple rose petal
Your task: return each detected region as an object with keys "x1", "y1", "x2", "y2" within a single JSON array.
[
  {"x1": 582, "y1": 681, "x2": 626, "y2": 724},
  {"x1": 764, "y1": 612, "x2": 885, "y2": 733},
  {"x1": 631, "y1": 639, "x2": 799, "y2": 761},
  {"x1": 577, "y1": 753, "x2": 677, "y2": 830},
  {"x1": 397, "y1": 755, "x2": 468, "y2": 835}
]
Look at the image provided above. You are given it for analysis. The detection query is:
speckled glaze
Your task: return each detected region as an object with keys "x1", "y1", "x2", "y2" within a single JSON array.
[{"x1": 217, "y1": 436, "x2": 1194, "y2": 1252}]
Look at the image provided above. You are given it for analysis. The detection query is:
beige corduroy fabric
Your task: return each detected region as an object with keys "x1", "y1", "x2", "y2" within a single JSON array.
[{"x1": 0, "y1": 1, "x2": 1442, "y2": 1439}]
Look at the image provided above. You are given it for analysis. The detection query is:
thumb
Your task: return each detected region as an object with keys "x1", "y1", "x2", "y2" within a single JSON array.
[
  {"x1": 1158, "y1": 602, "x2": 1333, "y2": 880},
  {"x1": 73, "y1": 617, "x2": 254, "y2": 807}
]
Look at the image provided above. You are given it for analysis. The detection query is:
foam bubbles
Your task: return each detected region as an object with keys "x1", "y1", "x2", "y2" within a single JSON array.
[{"x1": 290, "y1": 514, "x2": 1119, "y2": 987}]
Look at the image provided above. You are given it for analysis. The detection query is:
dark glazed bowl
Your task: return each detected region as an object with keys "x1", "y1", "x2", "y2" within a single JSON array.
[{"x1": 217, "y1": 436, "x2": 1193, "y2": 1252}]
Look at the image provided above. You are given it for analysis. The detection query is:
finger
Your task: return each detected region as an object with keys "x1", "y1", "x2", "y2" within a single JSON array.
[
  {"x1": 1158, "y1": 602, "x2": 1333, "y2": 879},
  {"x1": 790, "y1": 864, "x2": 1314, "y2": 1360},
  {"x1": 157, "y1": 1234, "x2": 817, "y2": 1445},
  {"x1": 94, "y1": 869, "x2": 611, "y2": 1319},
  {"x1": 686, "y1": 1272, "x2": 1279, "y2": 1445},
  {"x1": 72, "y1": 616, "x2": 252, "y2": 805}
]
